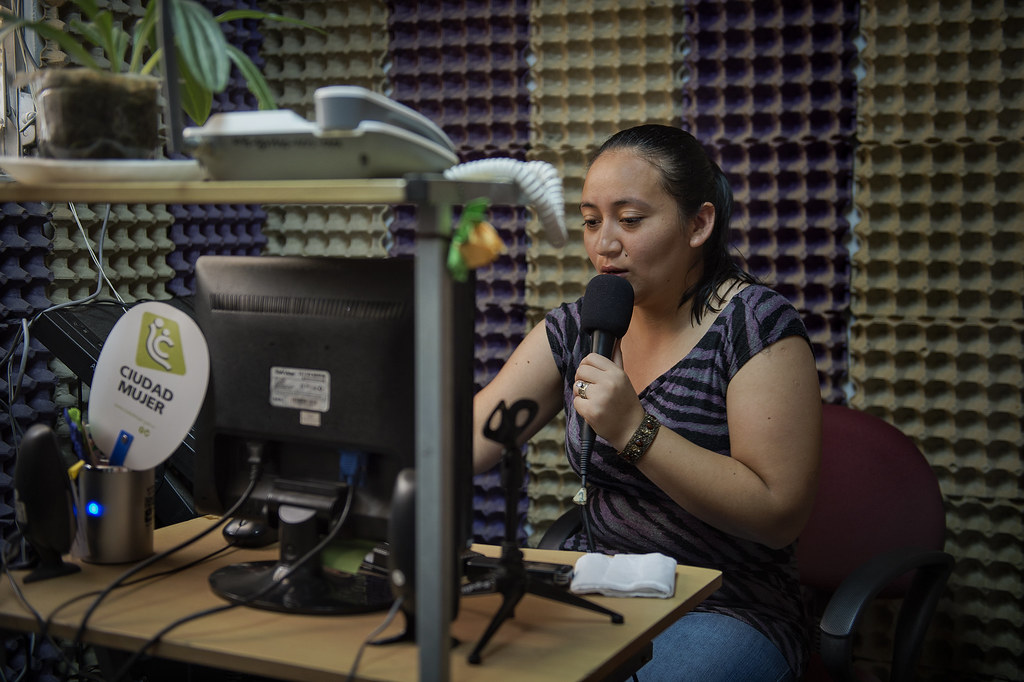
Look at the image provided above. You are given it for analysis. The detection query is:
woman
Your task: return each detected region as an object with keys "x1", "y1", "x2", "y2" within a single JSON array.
[{"x1": 473, "y1": 124, "x2": 821, "y2": 681}]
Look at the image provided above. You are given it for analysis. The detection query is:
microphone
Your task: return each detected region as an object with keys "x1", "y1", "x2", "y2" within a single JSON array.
[{"x1": 575, "y1": 275, "x2": 634, "y2": 506}]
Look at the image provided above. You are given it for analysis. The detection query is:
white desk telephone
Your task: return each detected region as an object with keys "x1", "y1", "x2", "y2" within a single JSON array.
[{"x1": 183, "y1": 85, "x2": 567, "y2": 246}]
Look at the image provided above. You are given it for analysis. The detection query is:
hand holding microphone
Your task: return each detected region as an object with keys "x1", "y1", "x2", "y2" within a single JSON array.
[{"x1": 573, "y1": 275, "x2": 634, "y2": 505}]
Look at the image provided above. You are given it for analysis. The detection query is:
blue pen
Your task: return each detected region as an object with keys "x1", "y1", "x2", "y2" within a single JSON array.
[
  {"x1": 109, "y1": 430, "x2": 134, "y2": 467},
  {"x1": 64, "y1": 407, "x2": 88, "y2": 463}
]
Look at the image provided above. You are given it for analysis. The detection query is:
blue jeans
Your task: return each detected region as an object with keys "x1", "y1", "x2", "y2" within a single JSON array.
[{"x1": 637, "y1": 612, "x2": 795, "y2": 682}]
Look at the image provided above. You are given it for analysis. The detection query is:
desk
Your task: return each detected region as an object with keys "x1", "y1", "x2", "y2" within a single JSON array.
[
  {"x1": 0, "y1": 175, "x2": 524, "y2": 680},
  {"x1": 0, "y1": 517, "x2": 722, "y2": 681}
]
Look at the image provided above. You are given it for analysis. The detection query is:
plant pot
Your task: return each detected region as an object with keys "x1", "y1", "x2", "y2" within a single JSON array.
[{"x1": 32, "y1": 69, "x2": 160, "y2": 160}]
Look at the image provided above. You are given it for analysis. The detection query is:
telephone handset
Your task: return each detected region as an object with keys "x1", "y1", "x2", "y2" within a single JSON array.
[{"x1": 314, "y1": 86, "x2": 456, "y2": 153}]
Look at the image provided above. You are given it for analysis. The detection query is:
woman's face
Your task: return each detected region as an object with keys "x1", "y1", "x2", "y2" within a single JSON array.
[{"x1": 580, "y1": 148, "x2": 705, "y2": 308}]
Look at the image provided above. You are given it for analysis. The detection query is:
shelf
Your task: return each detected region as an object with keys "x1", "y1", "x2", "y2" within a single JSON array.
[
  {"x1": 0, "y1": 178, "x2": 409, "y2": 205},
  {"x1": 0, "y1": 176, "x2": 524, "y2": 207}
]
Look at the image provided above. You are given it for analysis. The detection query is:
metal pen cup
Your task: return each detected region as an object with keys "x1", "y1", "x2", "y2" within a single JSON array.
[{"x1": 73, "y1": 465, "x2": 155, "y2": 564}]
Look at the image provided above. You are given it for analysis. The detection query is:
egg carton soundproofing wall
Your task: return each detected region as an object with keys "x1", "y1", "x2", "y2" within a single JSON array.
[
  {"x1": 0, "y1": 203, "x2": 57, "y2": 547},
  {"x1": 387, "y1": 0, "x2": 534, "y2": 544},
  {"x1": 681, "y1": 0, "x2": 858, "y2": 407},
  {"x1": 257, "y1": 1, "x2": 393, "y2": 259},
  {"x1": 0, "y1": 203, "x2": 61, "y2": 677},
  {"x1": 42, "y1": 203, "x2": 178, "y2": 418},
  {"x1": 523, "y1": 0, "x2": 685, "y2": 544},
  {"x1": 258, "y1": 0, "x2": 534, "y2": 544},
  {"x1": 32, "y1": 0, "x2": 269, "y2": 427},
  {"x1": 854, "y1": 1, "x2": 1023, "y2": 679}
]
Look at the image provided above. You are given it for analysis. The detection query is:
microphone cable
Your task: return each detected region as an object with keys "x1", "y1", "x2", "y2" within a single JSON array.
[
  {"x1": 576, "y1": 440, "x2": 596, "y2": 553},
  {"x1": 109, "y1": 483, "x2": 356, "y2": 682}
]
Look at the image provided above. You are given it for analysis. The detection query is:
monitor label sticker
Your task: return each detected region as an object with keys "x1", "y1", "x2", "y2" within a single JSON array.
[{"x1": 270, "y1": 367, "x2": 330, "y2": 413}]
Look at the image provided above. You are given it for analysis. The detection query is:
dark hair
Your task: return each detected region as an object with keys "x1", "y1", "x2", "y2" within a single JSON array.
[{"x1": 592, "y1": 124, "x2": 758, "y2": 323}]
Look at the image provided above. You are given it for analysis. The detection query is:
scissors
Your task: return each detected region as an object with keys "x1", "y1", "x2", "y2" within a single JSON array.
[{"x1": 483, "y1": 399, "x2": 538, "y2": 454}]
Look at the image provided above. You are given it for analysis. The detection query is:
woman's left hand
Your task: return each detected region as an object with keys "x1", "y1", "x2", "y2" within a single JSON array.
[{"x1": 572, "y1": 348, "x2": 645, "y2": 451}]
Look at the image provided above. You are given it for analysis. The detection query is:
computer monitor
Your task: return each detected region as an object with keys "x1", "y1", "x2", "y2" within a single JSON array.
[{"x1": 191, "y1": 255, "x2": 474, "y2": 616}]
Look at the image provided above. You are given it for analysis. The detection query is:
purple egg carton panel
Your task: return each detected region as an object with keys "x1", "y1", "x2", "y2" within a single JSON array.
[{"x1": 165, "y1": 205, "x2": 267, "y2": 296}]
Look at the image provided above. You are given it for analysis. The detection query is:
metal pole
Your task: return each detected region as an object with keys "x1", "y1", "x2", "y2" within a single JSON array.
[
  {"x1": 414, "y1": 199, "x2": 454, "y2": 682},
  {"x1": 157, "y1": 0, "x2": 183, "y2": 155}
]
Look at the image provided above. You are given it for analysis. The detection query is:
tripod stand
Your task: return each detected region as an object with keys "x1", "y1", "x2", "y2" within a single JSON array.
[{"x1": 465, "y1": 399, "x2": 623, "y2": 665}]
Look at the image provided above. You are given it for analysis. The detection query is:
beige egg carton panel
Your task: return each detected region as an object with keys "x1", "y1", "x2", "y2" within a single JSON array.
[
  {"x1": 259, "y1": 0, "x2": 391, "y2": 119},
  {"x1": 526, "y1": 0, "x2": 688, "y2": 310},
  {"x1": 849, "y1": 317, "x2": 1022, "y2": 499},
  {"x1": 528, "y1": 1, "x2": 682, "y2": 154},
  {"x1": 254, "y1": 0, "x2": 393, "y2": 258},
  {"x1": 852, "y1": 139, "x2": 1024, "y2": 321},
  {"x1": 523, "y1": 147, "x2": 602, "y2": 317},
  {"x1": 45, "y1": 203, "x2": 177, "y2": 303},
  {"x1": 858, "y1": 0, "x2": 1023, "y2": 144},
  {"x1": 259, "y1": 205, "x2": 391, "y2": 258},
  {"x1": 946, "y1": 496, "x2": 1023, "y2": 571},
  {"x1": 525, "y1": 415, "x2": 577, "y2": 544}
]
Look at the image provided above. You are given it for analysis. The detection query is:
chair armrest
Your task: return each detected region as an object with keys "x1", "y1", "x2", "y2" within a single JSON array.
[
  {"x1": 820, "y1": 547, "x2": 954, "y2": 682},
  {"x1": 536, "y1": 508, "x2": 583, "y2": 550}
]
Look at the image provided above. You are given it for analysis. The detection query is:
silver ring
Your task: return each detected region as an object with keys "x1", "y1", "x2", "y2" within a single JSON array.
[{"x1": 575, "y1": 380, "x2": 589, "y2": 400}]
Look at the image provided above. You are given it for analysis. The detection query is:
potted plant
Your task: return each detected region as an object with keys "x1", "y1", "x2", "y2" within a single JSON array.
[{"x1": 0, "y1": 0, "x2": 318, "y2": 159}]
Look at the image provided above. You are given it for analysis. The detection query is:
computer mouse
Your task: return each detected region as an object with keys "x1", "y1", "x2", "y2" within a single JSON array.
[{"x1": 222, "y1": 518, "x2": 277, "y2": 548}]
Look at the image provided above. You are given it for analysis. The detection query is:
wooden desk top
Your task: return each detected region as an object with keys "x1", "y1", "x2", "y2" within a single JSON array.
[{"x1": 0, "y1": 517, "x2": 722, "y2": 682}]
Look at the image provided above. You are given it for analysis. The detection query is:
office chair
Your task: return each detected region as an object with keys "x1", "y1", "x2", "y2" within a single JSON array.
[
  {"x1": 799, "y1": 404, "x2": 953, "y2": 682},
  {"x1": 537, "y1": 404, "x2": 954, "y2": 682}
]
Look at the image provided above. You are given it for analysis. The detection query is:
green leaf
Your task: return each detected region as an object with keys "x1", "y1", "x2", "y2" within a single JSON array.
[
  {"x1": 225, "y1": 44, "x2": 275, "y2": 111},
  {"x1": 70, "y1": 10, "x2": 131, "y2": 73},
  {"x1": 169, "y1": 0, "x2": 229, "y2": 92},
  {"x1": 177, "y1": 54, "x2": 213, "y2": 125},
  {"x1": 139, "y1": 46, "x2": 162, "y2": 77},
  {"x1": 75, "y1": 0, "x2": 101, "y2": 21},
  {"x1": 69, "y1": 17, "x2": 106, "y2": 50},
  {"x1": 0, "y1": 13, "x2": 101, "y2": 71},
  {"x1": 111, "y1": 28, "x2": 129, "y2": 73},
  {"x1": 129, "y1": 0, "x2": 159, "y2": 73},
  {"x1": 215, "y1": 9, "x2": 327, "y2": 35}
]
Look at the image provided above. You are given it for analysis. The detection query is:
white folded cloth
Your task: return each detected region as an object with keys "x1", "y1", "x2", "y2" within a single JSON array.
[{"x1": 570, "y1": 552, "x2": 677, "y2": 598}]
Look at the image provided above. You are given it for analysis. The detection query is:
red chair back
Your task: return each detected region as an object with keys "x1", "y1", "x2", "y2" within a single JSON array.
[{"x1": 797, "y1": 404, "x2": 946, "y2": 593}]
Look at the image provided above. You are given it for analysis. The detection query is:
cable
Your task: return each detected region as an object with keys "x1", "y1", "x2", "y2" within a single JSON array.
[
  {"x1": 44, "y1": 544, "x2": 236, "y2": 632},
  {"x1": 346, "y1": 595, "x2": 404, "y2": 682},
  {"x1": 109, "y1": 485, "x2": 357, "y2": 682},
  {"x1": 443, "y1": 158, "x2": 567, "y2": 247},
  {"x1": 2, "y1": 544, "x2": 46, "y2": 635},
  {"x1": 1, "y1": 203, "x2": 115, "y2": 411},
  {"x1": 68, "y1": 204, "x2": 124, "y2": 304},
  {"x1": 72, "y1": 454, "x2": 264, "y2": 648},
  {"x1": 1, "y1": 533, "x2": 102, "y2": 682}
]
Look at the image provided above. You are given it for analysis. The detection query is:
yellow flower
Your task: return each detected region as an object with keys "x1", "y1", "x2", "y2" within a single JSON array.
[{"x1": 459, "y1": 221, "x2": 505, "y2": 268}]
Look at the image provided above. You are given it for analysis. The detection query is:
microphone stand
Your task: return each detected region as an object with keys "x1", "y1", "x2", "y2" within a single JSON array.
[{"x1": 465, "y1": 418, "x2": 623, "y2": 665}]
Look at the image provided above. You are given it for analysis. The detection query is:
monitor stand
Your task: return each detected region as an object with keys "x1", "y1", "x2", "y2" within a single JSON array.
[{"x1": 208, "y1": 504, "x2": 393, "y2": 614}]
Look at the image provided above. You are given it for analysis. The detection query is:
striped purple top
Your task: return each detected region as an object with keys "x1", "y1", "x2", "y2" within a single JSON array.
[{"x1": 545, "y1": 284, "x2": 811, "y2": 677}]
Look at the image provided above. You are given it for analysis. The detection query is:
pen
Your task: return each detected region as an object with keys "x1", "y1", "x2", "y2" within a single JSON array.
[
  {"x1": 67, "y1": 459, "x2": 85, "y2": 480},
  {"x1": 108, "y1": 430, "x2": 133, "y2": 467},
  {"x1": 65, "y1": 407, "x2": 89, "y2": 464}
]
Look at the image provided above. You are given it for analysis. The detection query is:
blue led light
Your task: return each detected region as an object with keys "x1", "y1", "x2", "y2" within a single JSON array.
[{"x1": 86, "y1": 501, "x2": 103, "y2": 517}]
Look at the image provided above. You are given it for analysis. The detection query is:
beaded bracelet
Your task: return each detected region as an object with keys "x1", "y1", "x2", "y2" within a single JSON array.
[{"x1": 617, "y1": 412, "x2": 660, "y2": 465}]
